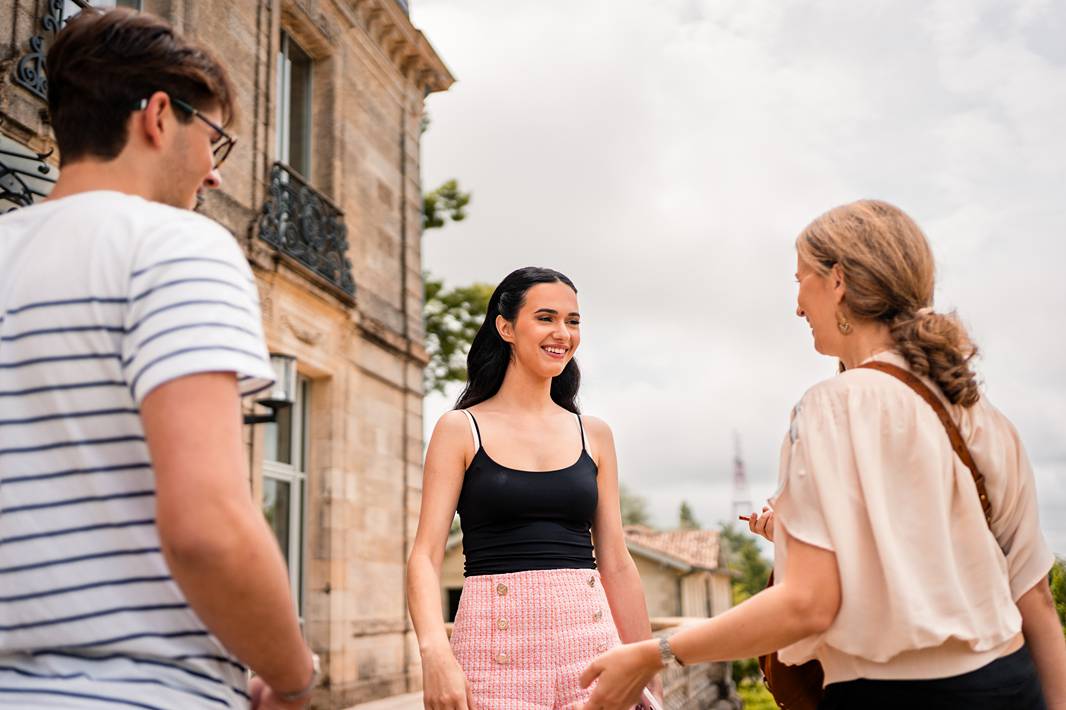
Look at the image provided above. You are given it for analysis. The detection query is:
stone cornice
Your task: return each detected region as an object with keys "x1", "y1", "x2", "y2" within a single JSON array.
[{"x1": 341, "y1": 0, "x2": 455, "y2": 94}]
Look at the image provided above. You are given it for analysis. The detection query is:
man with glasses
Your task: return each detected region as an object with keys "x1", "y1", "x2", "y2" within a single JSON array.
[{"x1": 0, "y1": 7, "x2": 315, "y2": 709}]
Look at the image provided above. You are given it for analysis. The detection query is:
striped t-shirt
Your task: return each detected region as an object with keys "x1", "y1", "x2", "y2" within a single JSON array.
[{"x1": 0, "y1": 191, "x2": 275, "y2": 708}]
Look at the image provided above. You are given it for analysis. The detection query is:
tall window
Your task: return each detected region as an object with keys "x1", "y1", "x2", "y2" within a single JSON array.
[
  {"x1": 275, "y1": 32, "x2": 313, "y2": 178},
  {"x1": 263, "y1": 376, "x2": 310, "y2": 617}
]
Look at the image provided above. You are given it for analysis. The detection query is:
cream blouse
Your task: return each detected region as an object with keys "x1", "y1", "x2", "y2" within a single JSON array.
[{"x1": 770, "y1": 350, "x2": 1053, "y2": 684}]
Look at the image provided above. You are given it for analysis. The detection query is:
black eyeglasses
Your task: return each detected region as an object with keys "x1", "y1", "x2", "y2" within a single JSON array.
[{"x1": 134, "y1": 96, "x2": 236, "y2": 170}]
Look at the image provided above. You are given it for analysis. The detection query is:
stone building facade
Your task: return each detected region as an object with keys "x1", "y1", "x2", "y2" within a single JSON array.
[{"x1": 0, "y1": 0, "x2": 452, "y2": 706}]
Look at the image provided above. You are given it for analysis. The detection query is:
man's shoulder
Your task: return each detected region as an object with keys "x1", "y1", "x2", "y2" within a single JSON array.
[
  {"x1": 2, "y1": 191, "x2": 230, "y2": 242},
  {"x1": 101, "y1": 192, "x2": 231, "y2": 239}
]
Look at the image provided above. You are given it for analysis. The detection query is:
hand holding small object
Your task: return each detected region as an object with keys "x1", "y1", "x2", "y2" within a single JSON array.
[{"x1": 740, "y1": 506, "x2": 775, "y2": 542}]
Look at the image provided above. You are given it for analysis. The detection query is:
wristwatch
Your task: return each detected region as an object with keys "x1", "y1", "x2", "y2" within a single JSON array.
[
  {"x1": 658, "y1": 637, "x2": 684, "y2": 667},
  {"x1": 279, "y1": 652, "x2": 321, "y2": 703}
]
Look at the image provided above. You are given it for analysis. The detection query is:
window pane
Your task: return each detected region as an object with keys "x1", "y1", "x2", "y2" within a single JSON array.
[
  {"x1": 275, "y1": 36, "x2": 290, "y2": 167},
  {"x1": 263, "y1": 477, "x2": 292, "y2": 568},
  {"x1": 276, "y1": 32, "x2": 312, "y2": 177},
  {"x1": 263, "y1": 404, "x2": 293, "y2": 464}
]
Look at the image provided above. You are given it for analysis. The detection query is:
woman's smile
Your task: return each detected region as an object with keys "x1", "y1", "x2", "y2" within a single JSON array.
[{"x1": 542, "y1": 344, "x2": 569, "y2": 359}]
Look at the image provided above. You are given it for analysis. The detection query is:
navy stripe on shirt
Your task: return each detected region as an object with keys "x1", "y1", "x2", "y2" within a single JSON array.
[
  {"x1": 1, "y1": 489, "x2": 153, "y2": 514},
  {"x1": 0, "y1": 324, "x2": 126, "y2": 343},
  {"x1": 0, "y1": 685, "x2": 166, "y2": 710},
  {"x1": 123, "y1": 322, "x2": 260, "y2": 367},
  {"x1": 0, "y1": 435, "x2": 145, "y2": 457},
  {"x1": 0, "y1": 603, "x2": 189, "y2": 632},
  {"x1": 0, "y1": 518, "x2": 155, "y2": 546},
  {"x1": 0, "y1": 380, "x2": 126, "y2": 398},
  {"x1": 60, "y1": 629, "x2": 210, "y2": 649},
  {"x1": 130, "y1": 256, "x2": 252, "y2": 280},
  {"x1": 130, "y1": 277, "x2": 248, "y2": 304},
  {"x1": 3, "y1": 296, "x2": 127, "y2": 317},
  {"x1": 126, "y1": 299, "x2": 254, "y2": 335},
  {"x1": 128, "y1": 345, "x2": 265, "y2": 394},
  {"x1": 0, "y1": 352, "x2": 122, "y2": 369},
  {"x1": 0, "y1": 576, "x2": 171, "y2": 604},
  {"x1": 0, "y1": 461, "x2": 150, "y2": 487},
  {"x1": 243, "y1": 379, "x2": 275, "y2": 398},
  {"x1": 0, "y1": 547, "x2": 161, "y2": 576},
  {"x1": 0, "y1": 665, "x2": 227, "y2": 707},
  {"x1": 32, "y1": 651, "x2": 250, "y2": 699},
  {"x1": 0, "y1": 407, "x2": 138, "y2": 427},
  {"x1": 172, "y1": 654, "x2": 248, "y2": 674}
]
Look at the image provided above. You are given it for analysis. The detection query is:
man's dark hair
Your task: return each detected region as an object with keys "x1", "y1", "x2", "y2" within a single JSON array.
[{"x1": 46, "y1": 7, "x2": 236, "y2": 166}]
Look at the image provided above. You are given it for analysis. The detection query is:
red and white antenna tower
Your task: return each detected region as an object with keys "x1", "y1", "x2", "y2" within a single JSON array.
[{"x1": 731, "y1": 431, "x2": 753, "y2": 520}]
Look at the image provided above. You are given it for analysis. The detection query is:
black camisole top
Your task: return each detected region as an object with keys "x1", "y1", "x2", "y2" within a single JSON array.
[{"x1": 455, "y1": 410, "x2": 598, "y2": 577}]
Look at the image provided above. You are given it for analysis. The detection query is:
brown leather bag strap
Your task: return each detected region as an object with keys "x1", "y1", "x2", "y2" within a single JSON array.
[{"x1": 856, "y1": 361, "x2": 993, "y2": 529}]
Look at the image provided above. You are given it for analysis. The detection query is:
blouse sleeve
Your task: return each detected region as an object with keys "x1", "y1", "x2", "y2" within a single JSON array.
[
  {"x1": 770, "y1": 398, "x2": 837, "y2": 552},
  {"x1": 985, "y1": 410, "x2": 1055, "y2": 601}
]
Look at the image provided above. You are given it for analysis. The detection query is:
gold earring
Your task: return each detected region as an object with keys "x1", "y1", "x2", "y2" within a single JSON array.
[{"x1": 836, "y1": 310, "x2": 853, "y2": 335}]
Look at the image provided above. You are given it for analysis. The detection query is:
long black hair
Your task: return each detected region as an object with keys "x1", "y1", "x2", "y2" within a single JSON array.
[{"x1": 454, "y1": 267, "x2": 581, "y2": 413}]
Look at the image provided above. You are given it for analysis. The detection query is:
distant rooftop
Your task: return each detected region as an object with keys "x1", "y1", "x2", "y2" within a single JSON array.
[{"x1": 623, "y1": 525, "x2": 723, "y2": 571}]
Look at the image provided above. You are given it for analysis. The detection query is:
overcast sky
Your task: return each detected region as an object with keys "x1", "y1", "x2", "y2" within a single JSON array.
[{"x1": 412, "y1": 0, "x2": 1066, "y2": 555}]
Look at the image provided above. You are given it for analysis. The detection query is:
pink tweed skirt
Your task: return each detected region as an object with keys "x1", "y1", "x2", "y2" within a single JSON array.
[{"x1": 450, "y1": 568, "x2": 622, "y2": 710}]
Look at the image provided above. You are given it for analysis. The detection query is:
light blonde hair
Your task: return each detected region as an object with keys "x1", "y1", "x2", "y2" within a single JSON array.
[{"x1": 797, "y1": 199, "x2": 980, "y2": 407}]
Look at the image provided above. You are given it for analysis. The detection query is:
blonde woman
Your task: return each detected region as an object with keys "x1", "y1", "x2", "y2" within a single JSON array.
[{"x1": 580, "y1": 201, "x2": 1066, "y2": 710}]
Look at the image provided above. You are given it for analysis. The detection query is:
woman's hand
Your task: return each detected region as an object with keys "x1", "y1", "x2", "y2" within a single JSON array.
[
  {"x1": 579, "y1": 639, "x2": 662, "y2": 710},
  {"x1": 747, "y1": 506, "x2": 775, "y2": 542},
  {"x1": 644, "y1": 674, "x2": 664, "y2": 705},
  {"x1": 421, "y1": 644, "x2": 476, "y2": 710}
]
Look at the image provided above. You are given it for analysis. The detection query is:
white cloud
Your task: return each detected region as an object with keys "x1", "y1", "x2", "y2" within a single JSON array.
[{"x1": 415, "y1": 0, "x2": 1066, "y2": 554}]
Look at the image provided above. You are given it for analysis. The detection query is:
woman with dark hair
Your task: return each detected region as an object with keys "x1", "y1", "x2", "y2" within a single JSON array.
[
  {"x1": 579, "y1": 201, "x2": 1066, "y2": 710},
  {"x1": 407, "y1": 267, "x2": 657, "y2": 709}
]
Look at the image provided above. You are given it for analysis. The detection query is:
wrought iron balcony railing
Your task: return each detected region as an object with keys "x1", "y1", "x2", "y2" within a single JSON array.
[
  {"x1": 15, "y1": 0, "x2": 93, "y2": 100},
  {"x1": 0, "y1": 135, "x2": 57, "y2": 212},
  {"x1": 257, "y1": 162, "x2": 355, "y2": 298}
]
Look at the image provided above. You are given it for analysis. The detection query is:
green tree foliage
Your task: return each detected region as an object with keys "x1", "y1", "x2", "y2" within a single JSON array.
[
  {"x1": 619, "y1": 484, "x2": 652, "y2": 527},
  {"x1": 423, "y1": 276, "x2": 494, "y2": 396},
  {"x1": 721, "y1": 522, "x2": 773, "y2": 684},
  {"x1": 679, "y1": 501, "x2": 700, "y2": 530},
  {"x1": 720, "y1": 523, "x2": 772, "y2": 602},
  {"x1": 737, "y1": 679, "x2": 778, "y2": 710},
  {"x1": 1051, "y1": 557, "x2": 1066, "y2": 632},
  {"x1": 423, "y1": 179, "x2": 470, "y2": 231}
]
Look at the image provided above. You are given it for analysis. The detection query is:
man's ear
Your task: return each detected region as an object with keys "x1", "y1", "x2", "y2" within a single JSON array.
[
  {"x1": 137, "y1": 90, "x2": 172, "y2": 150},
  {"x1": 496, "y1": 314, "x2": 515, "y2": 344}
]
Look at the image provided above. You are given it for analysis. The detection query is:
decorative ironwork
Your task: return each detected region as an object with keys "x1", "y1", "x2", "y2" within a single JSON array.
[
  {"x1": 257, "y1": 162, "x2": 355, "y2": 297},
  {"x1": 0, "y1": 136, "x2": 58, "y2": 212},
  {"x1": 14, "y1": 0, "x2": 92, "y2": 100}
]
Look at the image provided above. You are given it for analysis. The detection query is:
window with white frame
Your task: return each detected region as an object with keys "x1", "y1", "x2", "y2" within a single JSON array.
[
  {"x1": 262, "y1": 376, "x2": 310, "y2": 618},
  {"x1": 275, "y1": 31, "x2": 313, "y2": 179}
]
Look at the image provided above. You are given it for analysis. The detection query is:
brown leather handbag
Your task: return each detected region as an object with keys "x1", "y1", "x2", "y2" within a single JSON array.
[{"x1": 757, "y1": 361, "x2": 995, "y2": 710}]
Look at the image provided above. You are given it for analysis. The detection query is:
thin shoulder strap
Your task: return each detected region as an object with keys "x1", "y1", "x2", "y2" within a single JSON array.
[
  {"x1": 857, "y1": 361, "x2": 993, "y2": 529},
  {"x1": 461, "y1": 410, "x2": 482, "y2": 451},
  {"x1": 576, "y1": 413, "x2": 589, "y2": 453}
]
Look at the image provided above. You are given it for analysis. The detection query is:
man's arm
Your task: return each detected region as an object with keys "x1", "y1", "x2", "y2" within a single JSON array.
[{"x1": 141, "y1": 372, "x2": 314, "y2": 703}]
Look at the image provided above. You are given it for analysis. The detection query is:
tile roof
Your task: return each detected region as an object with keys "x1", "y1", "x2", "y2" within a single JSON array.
[{"x1": 623, "y1": 525, "x2": 722, "y2": 571}]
